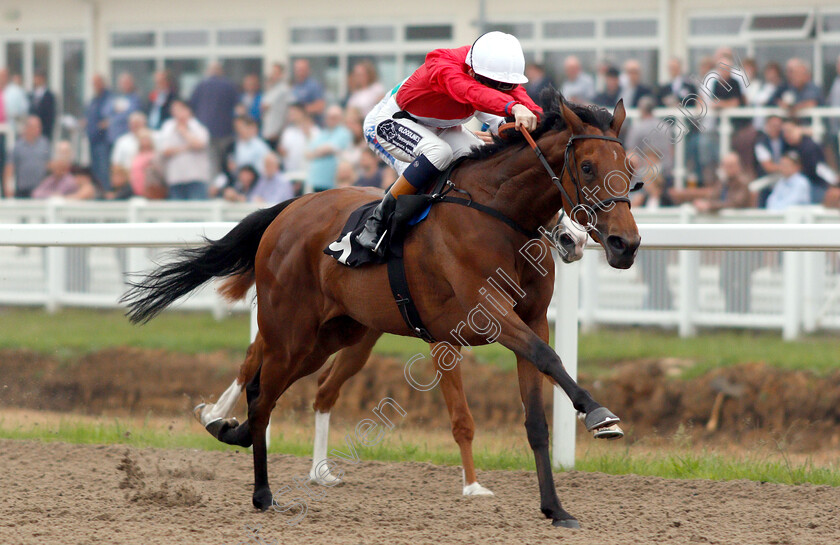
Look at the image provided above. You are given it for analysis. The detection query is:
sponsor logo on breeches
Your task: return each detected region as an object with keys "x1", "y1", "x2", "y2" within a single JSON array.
[{"x1": 377, "y1": 119, "x2": 422, "y2": 155}]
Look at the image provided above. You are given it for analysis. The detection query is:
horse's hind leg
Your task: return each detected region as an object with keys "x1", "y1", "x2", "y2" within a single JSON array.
[
  {"x1": 194, "y1": 333, "x2": 264, "y2": 442},
  {"x1": 309, "y1": 329, "x2": 382, "y2": 484},
  {"x1": 434, "y1": 343, "x2": 493, "y2": 496},
  {"x1": 250, "y1": 317, "x2": 369, "y2": 510}
]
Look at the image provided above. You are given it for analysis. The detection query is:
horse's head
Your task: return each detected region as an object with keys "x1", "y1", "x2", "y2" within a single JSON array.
[{"x1": 544, "y1": 92, "x2": 640, "y2": 269}]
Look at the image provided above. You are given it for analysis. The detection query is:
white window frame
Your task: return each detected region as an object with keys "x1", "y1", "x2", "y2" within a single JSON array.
[{"x1": 287, "y1": 18, "x2": 458, "y2": 99}]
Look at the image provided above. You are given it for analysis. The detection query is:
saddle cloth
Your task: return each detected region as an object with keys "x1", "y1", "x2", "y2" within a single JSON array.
[{"x1": 323, "y1": 194, "x2": 433, "y2": 267}]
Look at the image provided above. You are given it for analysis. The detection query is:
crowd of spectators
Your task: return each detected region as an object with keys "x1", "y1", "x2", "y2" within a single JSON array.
[
  {"x1": 0, "y1": 58, "x2": 396, "y2": 204},
  {"x1": 2, "y1": 47, "x2": 840, "y2": 212}
]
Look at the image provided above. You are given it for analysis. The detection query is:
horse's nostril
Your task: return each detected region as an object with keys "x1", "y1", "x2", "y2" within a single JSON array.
[
  {"x1": 559, "y1": 233, "x2": 574, "y2": 247},
  {"x1": 608, "y1": 236, "x2": 627, "y2": 254}
]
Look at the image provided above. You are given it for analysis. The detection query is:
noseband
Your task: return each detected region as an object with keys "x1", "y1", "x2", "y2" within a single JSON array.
[{"x1": 520, "y1": 127, "x2": 631, "y2": 234}]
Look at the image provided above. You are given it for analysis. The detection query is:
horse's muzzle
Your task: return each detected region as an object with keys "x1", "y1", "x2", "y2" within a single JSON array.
[{"x1": 605, "y1": 234, "x2": 640, "y2": 269}]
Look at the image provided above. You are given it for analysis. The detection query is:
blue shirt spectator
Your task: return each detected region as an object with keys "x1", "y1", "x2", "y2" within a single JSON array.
[
  {"x1": 238, "y1": 73, "x2": 262, "y2": 127},
  {"x1": 190, "y1": 63, "x2": 239, "y2": 140},
  {"x1": 292, "y1": 59, "x2": 326, "y2": 123},
  {"x1": 766, "y1": 153, "x2": 812, "y2": 210},
  {"x1": 106, "y1": 73, "x2": 141, "y2": 144},
  {"x1": 85, "y1": 74, "x2": 112, "y2": 187},
  {"x1": 306, "y1": 105, "x2": 351, "y2": 191}
]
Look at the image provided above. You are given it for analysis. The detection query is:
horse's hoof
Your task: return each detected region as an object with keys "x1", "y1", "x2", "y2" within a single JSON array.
[
  {"x1": 583, "y1": 407, "x2": 621, "y2": 432},
  {"x1": 593, "y1": 423, "x2": 624, "y2": 440},
  {"x1": 462, "y1": 482, "x2": 494, "y2": 496},
  {"x1": 553, "y1": 518, "x2": 581, "y2": 529},
  {"x1": 193, "y1": 403, "x2": 206, "y2": 423},
  {"x1": 206, "y1": 418, "x2": 240, "y2": 442},
  {"x1": 252, "y1": 487, "x2": 273, "y2": 511},
  {"x1": 308, "y1": 468, "x2": 343, "y2": 486}
]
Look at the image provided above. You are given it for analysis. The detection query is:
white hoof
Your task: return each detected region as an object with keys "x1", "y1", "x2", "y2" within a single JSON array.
[
  {"x1": 463, "y1": 482, "x2": 494, "y2": 496},
  {"x1": 309, "y1": 468, "x2": 342, "y2": 486}
]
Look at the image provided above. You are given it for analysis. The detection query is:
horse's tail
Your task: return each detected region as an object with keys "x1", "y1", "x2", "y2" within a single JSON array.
[{"x1": 121, "y1": 198, "x2": 298, "y2": 324}]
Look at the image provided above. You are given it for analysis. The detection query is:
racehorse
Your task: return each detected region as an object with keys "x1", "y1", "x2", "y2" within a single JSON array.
[{"x1": 122, "y1": 91, "x2": 640, "y2": 528}]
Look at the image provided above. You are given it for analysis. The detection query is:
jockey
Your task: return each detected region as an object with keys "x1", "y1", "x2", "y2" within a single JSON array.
[{"x1": 358, "y1": 31, "x2": 543, "y2": 254}]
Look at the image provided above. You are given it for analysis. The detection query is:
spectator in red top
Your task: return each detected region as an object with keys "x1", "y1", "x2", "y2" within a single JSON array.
[{"x1": 357, "y1": 31, "x2": 542, "y2": 254}]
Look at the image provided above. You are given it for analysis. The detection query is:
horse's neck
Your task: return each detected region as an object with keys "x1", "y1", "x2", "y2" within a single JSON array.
[{"x1": 452, "y1": 136, "x2": 566, "y2": 233}]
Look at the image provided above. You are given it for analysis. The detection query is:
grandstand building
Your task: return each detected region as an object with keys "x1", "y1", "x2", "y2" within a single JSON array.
[{"x1": 0, "y1": 0, "x2": 839, "y2": 117}]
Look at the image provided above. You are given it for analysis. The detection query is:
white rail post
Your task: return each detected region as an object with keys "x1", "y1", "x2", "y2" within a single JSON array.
[
  {"x1": 782, "y1": 209, "x2": 803, "y2": 341},
  {"x1": 211, "y1": 200, "x2": 226, "y2": 321},
  {"x1": 552, "y1": 257, "x2": 581, "y2": 470},
  {"x1": 677, "y1": 206, "x2": 698, "y2": 337},
  {"x1": 45, "y1": 200, "x2": 63, "y2": 313}
]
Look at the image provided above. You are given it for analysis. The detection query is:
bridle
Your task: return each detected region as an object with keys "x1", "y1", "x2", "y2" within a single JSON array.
[{"x1": 518, "y1": 126, "x2": 632, "y2": 237}]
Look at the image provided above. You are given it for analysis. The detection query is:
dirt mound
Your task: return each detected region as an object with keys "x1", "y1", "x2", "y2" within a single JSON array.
[
  {"x1": 596, "y1": 360, "x2": 840, "y2": 451},
  {"x1": 2, "y1": 347, "x2": 839, "y2": 448},
  {"x1": 1, "y1": 439, "x2": 839, "y2": 544}
]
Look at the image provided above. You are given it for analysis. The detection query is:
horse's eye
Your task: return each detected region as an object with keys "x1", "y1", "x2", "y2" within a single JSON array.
[{"x1": 581, "y1": 163, "x2": 593, "y2": 175}]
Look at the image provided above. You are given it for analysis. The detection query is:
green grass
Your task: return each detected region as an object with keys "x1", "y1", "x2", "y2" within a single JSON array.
[
  {"x1": 3, "y1": 307, "x2": 840, "y2": 376},
  {"x1": 2, "y1": 417, "x2": 838, "y2": 486}
]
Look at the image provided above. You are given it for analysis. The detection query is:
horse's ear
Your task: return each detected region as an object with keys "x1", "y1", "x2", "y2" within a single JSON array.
[
  {"x1": 610, "y1": 99, "x2": 626, "y2": 135},
  {"x1": 559, "y1": 96, "x2": 585, "y2": 135}
]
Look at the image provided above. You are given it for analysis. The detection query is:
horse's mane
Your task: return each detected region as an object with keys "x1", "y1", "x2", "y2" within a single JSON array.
[{"x1": 466, "y1": 88, "x2": 614, "y2": 161}]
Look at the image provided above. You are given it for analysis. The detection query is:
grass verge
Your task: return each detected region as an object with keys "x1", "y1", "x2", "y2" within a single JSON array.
[{"x1": 1, "y1": 414, "x2": 837, "y2": 487}]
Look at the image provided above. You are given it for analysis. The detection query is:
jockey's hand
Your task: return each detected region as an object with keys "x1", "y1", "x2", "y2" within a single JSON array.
[
  {"x1": 511, "y1": 104, "x2": 538, "y2": 132},
  {"x1": 473, "y1": 130, "x2": 494, "y2": 144}
]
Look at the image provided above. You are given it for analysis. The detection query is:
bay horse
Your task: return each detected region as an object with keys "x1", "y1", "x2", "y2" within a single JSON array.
[
  {"x1": 123, "y1": 92, "x2": 640, "y2": 528},
  {"x1": 195, "y1": 331, "x2": 497, "y2": 495}
]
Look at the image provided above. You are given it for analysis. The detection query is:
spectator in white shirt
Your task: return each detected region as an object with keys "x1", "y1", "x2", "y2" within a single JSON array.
[
  {"x1": 278, "y1": 102, "x2": 320, "y2": 177},
  {"x1": 158, "y1": 100, "x2": 210, "y2": 200},
  {"x1": 766, "y1": 151, "x2": 812, "y2": 210},
  {"x1": 111, "y1": 111, "x2": 147, "y2": 172}
]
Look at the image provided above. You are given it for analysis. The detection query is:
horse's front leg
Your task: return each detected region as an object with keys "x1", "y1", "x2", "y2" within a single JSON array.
[{"x1": 497, "y1": 313, "x2": 619, "y2": 433}]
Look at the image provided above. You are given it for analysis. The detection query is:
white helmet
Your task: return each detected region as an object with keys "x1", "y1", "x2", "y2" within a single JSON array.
[{"x1": 465, "y1": 31, "x2": 528, "y2": 85}]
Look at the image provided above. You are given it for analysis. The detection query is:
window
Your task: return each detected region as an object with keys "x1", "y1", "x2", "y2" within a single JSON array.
[
  {"x1": 823, "y1": 14, "x2": 840, "y2": 34},
  {"x1": 5, "y1": 42, "x2": 23, "y2": 77},
  {"x1": 689, "y1": 16, "x2": 744, "y2": 37},
  {"x1": 163, "y1": 30, "x2": 209, "y2": 47},
  {"x1": 61, "y1": 40, "x2": 85, "y2": 117},
  {"x1": 754, "y1": 43, "x2": 814, "y2": 74},
  {"x1": 544, "y1": 50, "x2": 597, "y2": 82},
  {"x1": 291, "y1": 27, "x2": 338, "y2": 44},
  {"x1": 217, "y1": 29, "x2": 263, "y2": 46},
  {"x1": 347, "y1": 26, "x2": 394, "y2": 42},
  {"x1": 605, "y1": 18, "x2": 658, "y2": 38},
  {"x1": 822, "y1": 44, "x2": 840, "y2": 91},
  {"x1": 543, "y1": 21, "x2": 596, "y2": 39},
  {"x1": 484, "y1": 22, "x2": 534, "y2": 40},
  {"x1": 688, "y1": 46, "x2": 748, "y2": 76},
  {"x1": 405, "y1": 24, "x2": 452, "y2": 41},
  {"x1": 750, "y1": 14, "x2": 809, "y2": 32},
  {"x1": 164, "y1": 58, "x2": 207, "y2": 97},
  {"x1": 404, "y1": 54, "x2": 427, "y2": 75},
  {"x1": 605, "y1": 48, "x2": 658, "y2": 84},
  {"x1": 348, "y1": 54, "x2": 398, "y2": 89},
  {"x1": 111, "y1": 31, "x2": 155, "y2": 48},
  {"x1": 111, "y1": 59, "x2": 155, "y2": 98},
  {"x1": 221, "y1": 57, "x2": 263, "y2": 87},
  {"x1": 33, "y1": 41, "x2": 50, "y2": 78}
]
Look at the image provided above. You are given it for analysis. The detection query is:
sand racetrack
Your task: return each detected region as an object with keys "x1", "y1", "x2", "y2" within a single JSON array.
[{"x1": 1, "y1": 439, "x2": 838, "y2": 545}]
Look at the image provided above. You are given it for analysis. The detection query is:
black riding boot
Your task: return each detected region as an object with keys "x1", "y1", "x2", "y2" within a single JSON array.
[{"x1": 356, "y1": 191, "x2": 398, "y2": 255}]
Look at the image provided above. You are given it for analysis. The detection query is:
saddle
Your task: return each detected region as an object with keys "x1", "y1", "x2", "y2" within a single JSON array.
[{"x1": 323, "y1": 161, "x2": 540, "y2": 343}]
